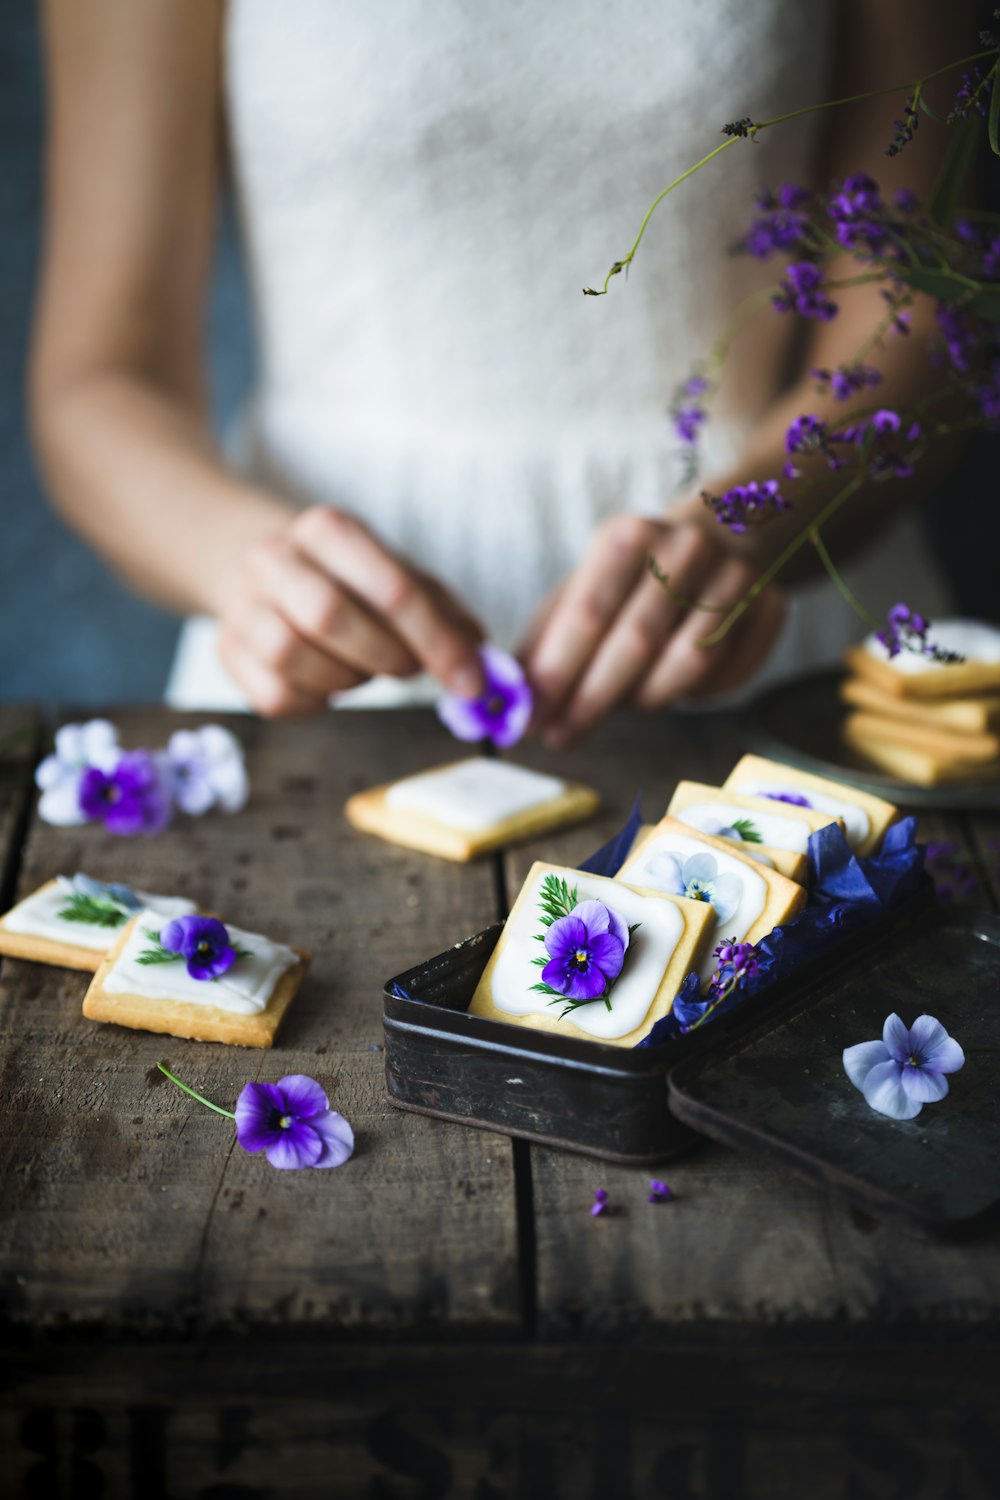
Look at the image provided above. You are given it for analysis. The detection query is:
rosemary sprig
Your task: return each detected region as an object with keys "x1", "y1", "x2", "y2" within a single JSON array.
[
  {"x1": 56, "y1": 891, "x2": 132, "y2": 928},
  {"x1": 136, "y1": 929, "x2": 180, "y2": 965},
  {"x1": 729, "y1": 817, "x2": 762, "y2": 845}
]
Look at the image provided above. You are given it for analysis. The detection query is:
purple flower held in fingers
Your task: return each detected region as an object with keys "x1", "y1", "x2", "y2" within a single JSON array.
[
  {"x1": 542, "y1": 899, "x2": 628, "y2": 1002},
  {"x1": 78, "y1": 749, "x2": 173, "y2": 836},
  {"x1": 843, "y1": 1014, "x2": 964, "y2": 1121},
  {"x1": 160, "y1": 914, "x2": 238, "y2": 981},
  {"x1": 437, "y1": 644, "x2": 533, "y2": 749},
  {"x1": 235, "y1": 1075, "x2": 355, "y2": 1170}
]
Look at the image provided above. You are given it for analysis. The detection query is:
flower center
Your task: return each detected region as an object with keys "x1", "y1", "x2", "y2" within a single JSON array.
[
  {"x1": 196, "y1": 941, "x2": 214, "y2": 958},
  {"x1": 279, "y1": 1114, "x2": 292, "y2": 1129},
  {"x1": 101, "y1": 784, "x2": 121, "y2": 805},
  {"x1": 905, "y1": 1054, "x2": 923, "y2": 1069},
  {"x1": 486, "y1": 694, "x2": 506, "y2": 717},
  {"x1": 573, "y1": 949, "x2": 590, "y2": 967},
  {"x1": 686, "y1": 881, "x2": 711, "y2": 902}
]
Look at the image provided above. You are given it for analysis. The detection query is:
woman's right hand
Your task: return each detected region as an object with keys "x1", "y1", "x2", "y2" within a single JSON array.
[{"x1": 217, "y1": 506, "x2": 486, "y2": 716}]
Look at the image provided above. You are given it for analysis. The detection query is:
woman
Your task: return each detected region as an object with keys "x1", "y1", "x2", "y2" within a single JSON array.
[{"x1": 30, "y1": 2, "x2": 966, "y2": 745}]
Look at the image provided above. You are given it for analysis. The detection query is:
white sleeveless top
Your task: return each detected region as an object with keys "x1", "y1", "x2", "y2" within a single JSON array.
[{"x1": 166, "y1": 0, "x2": 951, "y2": 708}]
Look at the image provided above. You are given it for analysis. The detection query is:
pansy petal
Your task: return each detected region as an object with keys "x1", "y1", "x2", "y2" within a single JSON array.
[
  {"x1": 234, "y1": 1080, "x2": 287, "y2": 1152},
  {"x1": 603, "y1": 904, "x2": 630, "y2": 951},
  {"x1": 882, "y1": 1013, "x2": 911, "y2": 1063},
  {"x1": 310, "y1": 1110, "x2": 355, "y2": 1168},
  {"x1": 900, "y1": 1067, "x2": 949, "y2": 1105},
  {"x1": 862, "y1": 1059, "x2": 922, "y2": 1120},
  {"x1": 709, "y1": 872, "x2": 742, "y2": 923},
  {"x1": 264, "y1": 1121, "x2": 324, "y2": 1170},
  {"x1": 276, "y1": 1074, "x2": 330, "y2": 1120},
  {"x1": 562, "y1": 964, "x2": 607, "y2": 1001},
  {"x1": 479, "y1": 642, "x2": 527, "y2": 692},
  {"x1": 922, "y1": 1037, "x2": 965, "y2": 1075},
  {"x1": 683, "y1": 853, "x2": 719, "y2": 886},
  {"x1": 843, "y1": 1040, "x2": 890, "y2": 1090},
  {"x1": 906, "y1": 1014, "x2": 950, "y2": 1059},
  {"x1": 490, "y1": 689, "x2": 532, "y2": 749},
  {"x1": 571, "y1": 900, "x2": 611, "y2": 936},
  {"x1": 436, "y1": 693, "x2": 490, "y2": 742},
  {"x1": 38, "y1": 775, "x2": 88, "y2": 827},
  {"x1": 544, "y1": 914, "x2": 587, "y2": 960},
  {"x1": 588, "y1": 931, "x2": 625, "y2": 980},
  {"x1": 644, "y1": 852, "x2": 685, "y2": 895}
]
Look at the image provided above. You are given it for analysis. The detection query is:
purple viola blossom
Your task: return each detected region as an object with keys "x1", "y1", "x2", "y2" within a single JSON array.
[
  {"x1": 648, "y1": 1179, "x2": 673, "y2": 1204},
  {"x1": 35, "y1": 718, "x2": 121, "y2": 827},
  {"x1": 78, "y1": 749, "x2": 173, "y2": 836},
  {"x1": 843, "y1": 1013, "x2": 964, "y2": 1121},
  {"x1": 760, "y1": 790, "x2": 812, "y2": 808},
  {"x1": 590, "y1": 1187, "x2": 609, "y2": 1217},
  {"x1": 542, "y1": 899, "x2": 628, "y2": 1002},
  {"x1": 166, "y1": 725, "x2": 249, "y2": 816},
  {"x1": 437, "y1": 644, "x2": 532, "y2": 749},
  {"x1": 875, "y1": 601, "x2": 932, "y2": 659},
  {"x1": 773, "y1": 261, "x2": 838, "y2": 321},
  {"x1": 702, "y1": 479, "x2": 788, "y2": 534},
  {"x1": 160, "y1": 914, "x2": 237, "y2": 981},
  {"x1": 235, "y1": 1074, "x2": 355, "y2": 1170},
  {"x1": 708, "y1": 937, "x2": 761, "y2": 1000},
  {"x1": 828, "y1": 172, "x2": 888, "y2": 255}
]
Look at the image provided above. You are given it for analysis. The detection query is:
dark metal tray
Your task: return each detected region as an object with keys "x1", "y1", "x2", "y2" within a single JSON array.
[
  {"x1": 382, "y1": 888, "x2": 939, "y2": 1170},
  {"x1": 668, "y1": 911, "x2": 1000, "y2": 1236}
]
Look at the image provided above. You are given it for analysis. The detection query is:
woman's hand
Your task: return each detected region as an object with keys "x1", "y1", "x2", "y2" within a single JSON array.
[
  {"x1": 218, "y1": 506, "x2": 486, "y2": 716},
  {"x1": 520, "y1": 514, "x2": 786, "y2": 747}
]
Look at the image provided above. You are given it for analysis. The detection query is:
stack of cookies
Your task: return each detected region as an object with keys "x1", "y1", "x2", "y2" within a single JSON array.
[{"x1": 840, "y1": 619, "x2": 1000, "y2": 787}]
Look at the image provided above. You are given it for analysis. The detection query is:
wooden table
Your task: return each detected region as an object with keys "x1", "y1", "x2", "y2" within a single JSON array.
[{"x1": 1, "y1": 705, "x2": 998, "y2": 1499}]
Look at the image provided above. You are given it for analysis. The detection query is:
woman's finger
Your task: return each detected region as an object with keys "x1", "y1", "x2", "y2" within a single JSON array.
[
  {"x1": 683, "y1": 583, "x2": 787, "y2": 701},
  {"x1": 246, "y1": 531, "x2": 420, "y2": 680},
  {"x1": 292, "y1": 508, "x2": 485, "y2": 696},
  {"x1": 226, "y1": 595, "x2": 369, "y2": 699},
  {"x1": 523, "y1": 515, "x2": 668, "y2": 724},
  {"x1": 218, "y1": 626, "x2": 330, "y2": 719}
]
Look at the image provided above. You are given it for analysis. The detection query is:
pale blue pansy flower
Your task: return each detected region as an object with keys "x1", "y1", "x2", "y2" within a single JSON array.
[
  {"x1": 644, "y1": 851, "x2": 742, "y2": 924},
  {"x1": 843, "y1": 1013, "x2": 965, "y2": 1121}
]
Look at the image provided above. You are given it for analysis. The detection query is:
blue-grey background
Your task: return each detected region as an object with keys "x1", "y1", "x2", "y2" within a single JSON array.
[
  {"x1": 0, "y1": 2, "x2": 253, "y2": 705},
  {"x1": 1, "y1": 4, "x2": 996, "y2": 705}
]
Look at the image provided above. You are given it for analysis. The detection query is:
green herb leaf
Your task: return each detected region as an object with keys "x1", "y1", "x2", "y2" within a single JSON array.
[
  {"x1": 729, "y1": 817, "x2": 762, "y2": 845},
  {"x1": 56, "y1": 892, "x2": 130, "y2": 929},
  {"x1": 135, "y1": 928, "x2": 179, "y2": 967},
  {"x1": 990, "y1": 62, "x2": 1000, "y2": 156}
]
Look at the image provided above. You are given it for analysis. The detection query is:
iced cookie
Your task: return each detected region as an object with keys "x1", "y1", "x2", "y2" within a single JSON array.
[
  {"x1": 469, "y1": 862, "x2": 715, "y2": 1049},
  {"x1": 345, "y1": 758, "x2": 599, "y2": 861},
  {"x1": 82, "y1": 911, "x2": 309, "y2": 1047},
  {"x1": 618, "y1": 816, "x2": 806, "y2": 982},
  {"x1": 844, "y1": 619, "x2": 1000, "y2": 700},
  {"x1": 628, "y1": 822, "x2": 808, "y2": 885},
  {"x1": 843, "y1": 711, "x2": 1000, "y2": 766},
  {"x1": 667, "y1": 781, "x2": 842, "y2": 858},
  {"x1": 723, "y1": 753, "x2": 897, "y2": 857},
  {"x1": 842, "y1": 713, "x2": 1000, "y2": 788},
  {"x1": 840, "y1": 675, "x2": 1000, "y2": 736},
  {"x1": 0, "y1": 874, "x2": 196, "y2": 973}
]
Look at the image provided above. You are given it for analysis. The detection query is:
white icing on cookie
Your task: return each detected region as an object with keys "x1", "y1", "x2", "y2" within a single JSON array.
[
  {"x1": 385, "y1": 759, "x2": 565, "y2": 832},
  {"x1": 103, "y1": 912, "x2": 297, "y2": 1015},
  {"x1": 731, "y1": 779, "x2": 869, "y2": 848},
  {"x1": 490, "y1": 872, "x2": 684, "y2": 1041},
  {"x1": 1, "y1": 883, "x2": 196, "y2": 952},
  {"x1": 864, "y1": 618, "x2": 1000, "y2": 675},
  {"x1": 678, "y1": 801, "x2": 813, "y2": 853},
  {"x1": 626, "y1": 831, "x2": 767, "y2": 981}
]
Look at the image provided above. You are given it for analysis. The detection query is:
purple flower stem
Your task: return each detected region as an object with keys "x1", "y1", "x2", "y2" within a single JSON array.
[{"x1": 156, "y1": 1061, "x2": 236, "y2": 1120}]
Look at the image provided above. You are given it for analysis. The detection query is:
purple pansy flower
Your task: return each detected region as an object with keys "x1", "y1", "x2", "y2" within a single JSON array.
[
  {"x1": 35, "y1": 718, "x2": 121, "y2": 827},
  {"x1": 647, "y1": 1179, "x2": 673, "y2": 1204},
  {"x1": 160, "y1": 914, "x2": 238, "y2": 981},
  {"x1": 437, "y1": 644, "x2": 532, "y2": 749},
  {"x1": 235, "y1": 1075, "x2": 355, "y2": 1170},
  {"x1": 166, "y1": 726, "x2": 249, "y2": 815},
  {"x1": 78, "y1": 749, "x2": 173, "y2": 836},
  {"x1": 843, "y1": 1014, "x2": 965, "y2": 1121},
  {"x1": 761, "y1": 790, "x2": 812, "y2": 808},
  {"x1": 542, "y1": 899, "x2": 628, "y2": 1002},
  {"x1": 590, "y1": 1187, "x2": 609, "y2": 1217}
]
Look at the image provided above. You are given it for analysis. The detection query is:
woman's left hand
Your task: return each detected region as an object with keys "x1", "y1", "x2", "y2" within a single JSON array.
[{"x1": 519, "y1": 514, "x2": 787, "y2": 748}]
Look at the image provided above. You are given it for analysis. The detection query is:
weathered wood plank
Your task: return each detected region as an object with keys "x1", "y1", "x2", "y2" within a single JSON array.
[
  {"x1": 0, "y1": 709, "x2": 518, "y2": 1333},
  {"x1": 0, "y1": 705, "x2": 38, "y2": 909},
  {"x1": 501, "y1": 715, "x2": 1000, "y2": 1334},
  {"x1": 3, "y1": 1339, "x2": 998, "y2": 1500}
]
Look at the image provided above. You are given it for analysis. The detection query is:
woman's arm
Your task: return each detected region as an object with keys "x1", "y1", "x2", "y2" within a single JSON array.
[
  {"x1": 31, "y1": 0, "x2": 484, "y2": 713},
  {"x1": 524, "y1": 0, "x2": 974, "y2": 747}
]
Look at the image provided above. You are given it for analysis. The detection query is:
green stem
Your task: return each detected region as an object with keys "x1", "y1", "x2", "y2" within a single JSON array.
[
  {"x1": 809, "y1": 529, "x2": 881, "y2": 631},
  {"x1": 752, "y1": 49, "x2": 998, "y2": 132},
  {"x1": 157, "y1": 1062, "x2": 236, "y2": 1120},
  {"x1": 697, "y1": 472, "x2": 866, "y2": 647}
]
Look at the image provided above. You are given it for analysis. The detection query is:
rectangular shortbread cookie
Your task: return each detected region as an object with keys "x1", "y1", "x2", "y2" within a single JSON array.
[
  {"x1": 723, "y1": 752, "x2": 898, "y2": 857},
  {"x1": 843, "y1": 714, "x2": 1000, "y2": 787},
  {"x1": 344, "y1": 757, "x2": 600, "y2": 861},
  {"x1": 627, "y1": 821, "x2": 809, "y2": 888},
  {"x1": 618, "y1": 816, "x2": 806, "y2": 982},
  {"x1": 667, "y1": 781, "x2": 843, "y2": 856},
  {"x1": 83, "y1": 915, "x2": 311, "y2": 1047},
  {"x1": 0, "y1": 878, "x2": 195, "y2": 973},
  {"x1": 469, "y1": 862, "x2": 715, "y2": 1049},
  {"x1": 842, "y1": 712, "x2": 1000, "y2": 766},
  {"x1": 844, "y1": 644, "x2": 1000, "y2": 701},
  {"x1": 840, "y1": 675, "x2": 1000, "y2": 735}
]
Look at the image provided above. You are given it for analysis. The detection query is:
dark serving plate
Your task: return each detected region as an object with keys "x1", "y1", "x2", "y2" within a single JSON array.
[
  {"x1": 381, "y1": 879, "x2": 1000, "y2": 1237},
  {"x1": 740, "y1": 668, "x2": 1000, "y2": 811}
]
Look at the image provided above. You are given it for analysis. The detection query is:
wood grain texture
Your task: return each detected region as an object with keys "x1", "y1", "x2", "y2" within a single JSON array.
[
  {"x1": 501, "y1": 712, "x2": 1000, "y2": 1336},
  {"x1": 0, "y1": 709, "x2": 518, "y2": 1333},
  {"x1": 0, "y1": 705, "x2": 38, "y2": 909}
]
